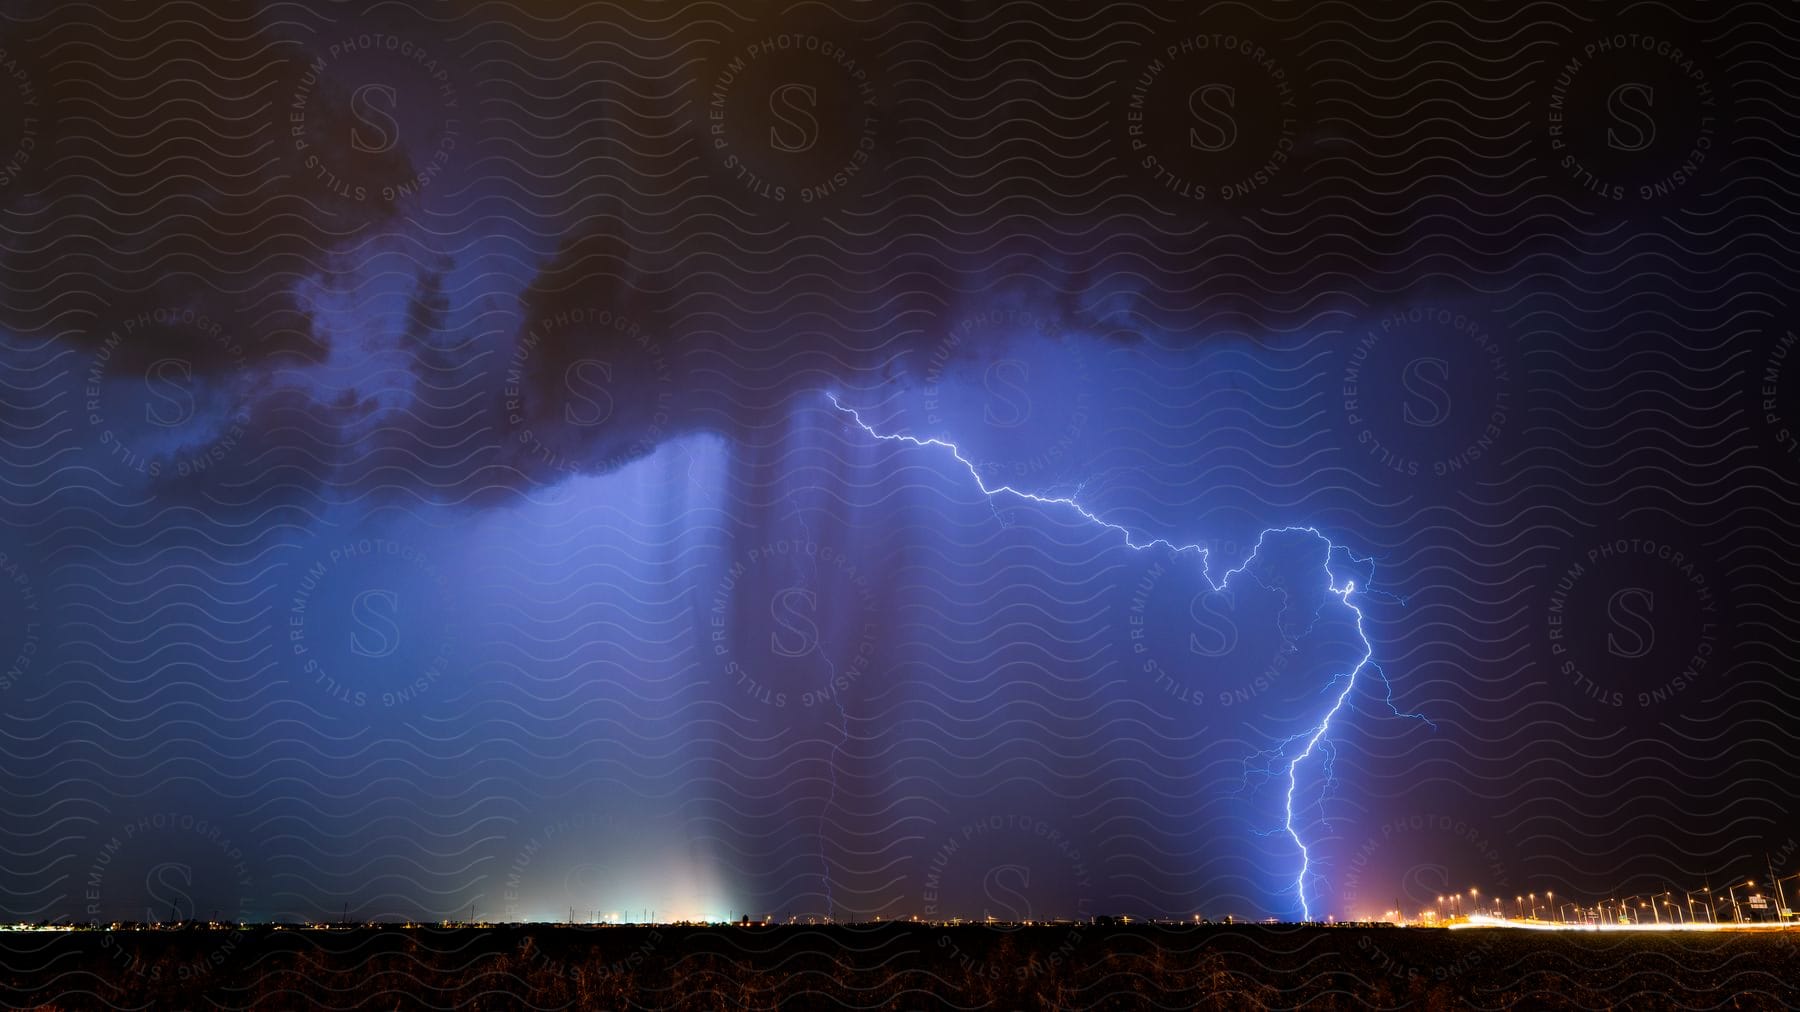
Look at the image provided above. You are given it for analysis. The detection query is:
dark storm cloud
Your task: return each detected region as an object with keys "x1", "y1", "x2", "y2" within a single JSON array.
[
  {"x1": 0, "y1": 0, "x2": 457, "y2": 370},
  {"x1": 5, "y1": 0, "x2": 1796, "y2": 943},
  {"x1": 0, "y1": 0, "x2": 1421, "y2": 505}
]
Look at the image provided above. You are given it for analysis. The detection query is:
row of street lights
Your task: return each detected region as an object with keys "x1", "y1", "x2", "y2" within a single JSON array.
[{"x1": 1412, "y1": 871, "x2": 1800, "y2": 926}]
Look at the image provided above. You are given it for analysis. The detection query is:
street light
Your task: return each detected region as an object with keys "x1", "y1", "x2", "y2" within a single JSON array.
[
  {"x1": 1776, "y1": 871, "x2": 1800, "y2": 922},
  {"x1": 1546, "y1": 892, "x2": 1555, "y2": 923}
]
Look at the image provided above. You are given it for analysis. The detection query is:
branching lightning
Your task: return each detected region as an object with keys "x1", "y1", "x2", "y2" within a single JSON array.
[{"x1": 827, "y1": 393, "x2": 1432, "y2": 920}]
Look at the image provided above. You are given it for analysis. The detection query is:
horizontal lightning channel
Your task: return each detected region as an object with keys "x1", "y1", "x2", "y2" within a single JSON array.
[{"x1": 826, "y1": 392, "x2": 1430, "y2": 920}]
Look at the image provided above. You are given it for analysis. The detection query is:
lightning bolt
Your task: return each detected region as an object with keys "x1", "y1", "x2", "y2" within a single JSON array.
[{"x1": 826, "y1": 392, "x2": 1432, "y2": 920}]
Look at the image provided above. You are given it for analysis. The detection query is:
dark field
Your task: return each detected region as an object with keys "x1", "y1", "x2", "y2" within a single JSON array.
[{"x1": 5, "y1": 923, "x2": 1799, "y2": 1010}]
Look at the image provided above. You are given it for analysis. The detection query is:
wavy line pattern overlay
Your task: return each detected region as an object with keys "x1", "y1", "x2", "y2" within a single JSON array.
[{"x1": 1, "y1": 0, "x2": 1798, "y2": 1007}]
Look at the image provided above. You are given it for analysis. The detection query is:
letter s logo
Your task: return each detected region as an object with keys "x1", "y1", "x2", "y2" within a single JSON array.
[
  {"x1": 349, "y1": 588, "x2": 402, "y2": 658},
  {"x1": 1187, "y1": 84, "x2": 1239, "y2": 152},
  {"x1": 1605, "y1": 586, "x2": 1656, "y2": 658},
  {"x1": 1401, "y1": 356, "x2": 1452, "y2": 428},
  {"x1": 145, "y1": 861, "x2": 195, "y2": 922},
  {"x1": 350, "y1": 83, "x2": 401, "y2": 154},
  {"x1": 563, "y1": 359, "x2": 615, "y2": 427},
  {"x1": 1605, "y1": 82, "x2": 1656, "y2": 152},
  {"x1": 1187, "y1": 592, "x2": 1238, "y2": 657},
  {"x1": 769, "y1": 587, "x2": 819, "y2": 657},
  {"x1": 982, "y1": 359, "x2": 1032, "y2": 428},
  {"x1": 981, "y1": 863, "x2": 1033, "y2": 922},
  {"x1": 1401, "y1": 862, "x2": 1451, "y2": 902},
  {"x1": 768, "y1": 83, "x2": 820, "y2": 153},
  {"x1": 144, "y1": 358, "x2": 196, "y2": 427}
]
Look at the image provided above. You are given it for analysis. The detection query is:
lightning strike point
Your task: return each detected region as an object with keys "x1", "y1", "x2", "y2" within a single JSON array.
[{"x1": 826, "y1": 391, "x2": 1431, "y2": 920}]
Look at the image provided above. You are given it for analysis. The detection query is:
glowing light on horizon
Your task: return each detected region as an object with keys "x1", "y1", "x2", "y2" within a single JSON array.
[{"x1": 826, "y1": 392, "x2": 1433, "y2": 919}]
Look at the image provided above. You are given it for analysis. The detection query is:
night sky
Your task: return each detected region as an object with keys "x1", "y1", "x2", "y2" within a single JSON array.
[{"x1": 1, "y1": 0, "x2": 1796, "y2": 928}]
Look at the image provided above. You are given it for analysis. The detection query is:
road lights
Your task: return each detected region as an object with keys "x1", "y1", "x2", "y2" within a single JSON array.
[{"x1": 1727, "y1": 880, "x2": 1756, "y2": 922}]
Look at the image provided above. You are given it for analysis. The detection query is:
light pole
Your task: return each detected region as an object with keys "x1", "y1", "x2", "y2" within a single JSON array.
[
  {"x1": 1776, "y1": 872, "x2": 1800, "y2": 923},
  {"x1": 1546, "y1": 892, "x2": 1555, "y2": 923}
]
